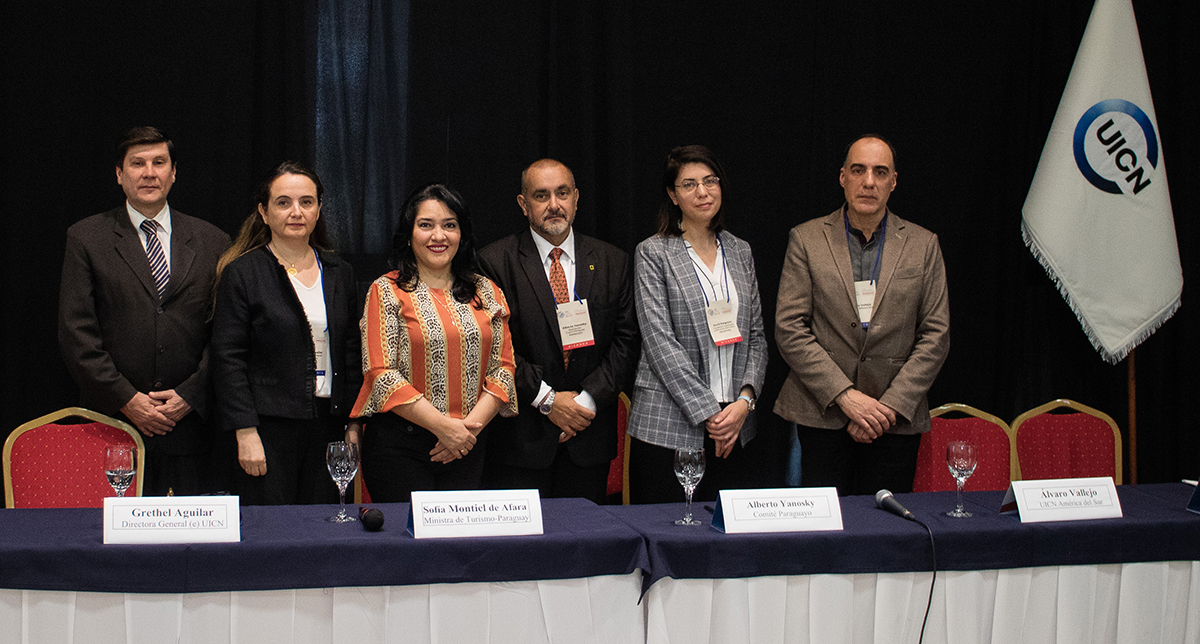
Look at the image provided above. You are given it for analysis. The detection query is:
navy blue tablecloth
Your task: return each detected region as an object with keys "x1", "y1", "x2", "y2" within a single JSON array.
[
  {"x1": 0, "y1": 498, "x2": 649, "y2": 593},
  {"x1": 3, "y1": 485, "x2": 1197, "y2": 595},
  {"x1": 603, "y1": 483, "x2": 1200, "y2": 590}
]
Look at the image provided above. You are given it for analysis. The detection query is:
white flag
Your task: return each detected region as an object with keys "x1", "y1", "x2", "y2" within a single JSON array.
[{"x1": 1022, "y1": 0, "x2": 1181, "y2": 364}]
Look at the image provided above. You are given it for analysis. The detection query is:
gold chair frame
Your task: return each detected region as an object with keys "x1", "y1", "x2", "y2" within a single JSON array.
[
  {"x1": 3, "y1": 407, "x2": 146, "y2": 508},
  {"x1": 1010, "y1": 399, "x2": 1123, "y2": 485},
  {"x1": 930, "y1": 402, "x2": 1021, "y2": 484}
]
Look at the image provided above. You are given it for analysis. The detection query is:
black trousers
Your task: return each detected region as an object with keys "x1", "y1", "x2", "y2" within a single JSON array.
[
  {"x1": 361, "y1": 412, "x2": 488, "y2": 503},
  {"x1": 484, "y1": 443, "x2": 612, "y2": 505},
  {"x1": 796, "y1": 423, "x2": 922, "y2": 496},
  {"x1": 230, "y1": 399, "x2": 345, "y2": 505},
  {"x1": 141, "y1": 449, "x2": 209, "y2": 497},
  {"x1": 627, "y1": 435, "x2": 748, "y2": 505}
]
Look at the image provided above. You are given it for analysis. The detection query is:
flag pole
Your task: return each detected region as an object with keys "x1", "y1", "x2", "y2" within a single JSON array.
[{"x1": 1127, "y1": 348, "x2": 1137, "y2": 484}]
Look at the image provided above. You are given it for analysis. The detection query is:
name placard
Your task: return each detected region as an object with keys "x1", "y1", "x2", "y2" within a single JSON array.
[
  {"x1": 1187, "y1": 483, "x2": 1200, "y2": 515},
  {"x1": 408, "y1": 489, "x2": 543, "y2": 538},
  {"x1": 712, "y1": 487, "x2": 843, "y2": 533},
  {"x1": 103, "y1": 496, "x2": 241, "y2": 544},
  {"x1": 1001, "y1": 477, "x2": 1122, "y2": 523}
]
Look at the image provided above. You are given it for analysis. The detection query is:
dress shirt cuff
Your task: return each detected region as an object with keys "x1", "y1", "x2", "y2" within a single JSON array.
[
  {"x1": 575, "y1": 390, "x2": 597, "y2": 414},
  {"x1": 533, "y1": 381, "x2": 554, "y2": 408}
]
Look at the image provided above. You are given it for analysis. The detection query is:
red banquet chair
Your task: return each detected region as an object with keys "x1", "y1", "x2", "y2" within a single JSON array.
[
  {"x1": 1011, "y1": 399, "x2": 1123, "y2": 484},
  {"x1": 912, "y1": 403, "x2": 1018, "y2": 492},
  {"x1": 3, "y1": 407, "x2": 145, "y2": 508},
  {"x1": 607, "y1": 393, "x2": 632, "y2": 505}
]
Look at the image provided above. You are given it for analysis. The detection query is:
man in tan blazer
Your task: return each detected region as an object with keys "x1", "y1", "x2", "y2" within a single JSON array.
[{"x1": 774, "y1": 135, "x2": 949, "y2": 496}]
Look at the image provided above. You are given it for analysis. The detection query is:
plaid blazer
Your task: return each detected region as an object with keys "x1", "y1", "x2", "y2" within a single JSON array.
[{"x1": 628, "y1": 231, "x2": 767, "y2": 450}]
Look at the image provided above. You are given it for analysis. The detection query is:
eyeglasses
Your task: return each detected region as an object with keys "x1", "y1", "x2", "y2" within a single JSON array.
[{"x1": 675, "y1": 176, "x2": 720, "y2": 193}]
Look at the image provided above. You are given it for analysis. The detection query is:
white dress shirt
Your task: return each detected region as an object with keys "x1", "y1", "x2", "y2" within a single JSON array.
[
  {"x1": 529, "y1": 229, "x2": 597, "y2": 413},
  {"x1": 126, "y1": 202, "x2": 173, "y2": 271}
]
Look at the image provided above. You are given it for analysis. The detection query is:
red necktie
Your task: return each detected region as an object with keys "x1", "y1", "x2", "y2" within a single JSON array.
[{"x1": 549, "y1": 248, "x2": 570, "y2": 368}]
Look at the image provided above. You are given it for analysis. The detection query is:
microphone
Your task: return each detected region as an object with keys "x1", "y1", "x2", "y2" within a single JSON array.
[
  {"x1": 359, "y1": 506, "x2": 385, "y2": 531},
  {"x1": 875, "y1": 489, "x2": 916, "y2": 521}
]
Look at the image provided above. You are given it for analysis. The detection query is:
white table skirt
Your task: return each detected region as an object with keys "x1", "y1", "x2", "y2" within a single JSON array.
[
  {"x1": 643, "y1": 562, "x2": 1200, "y2": 644},
  {"x1": 6, "y1": 563, "x2": 1198, "y2": 644},
  {"x1": 0, "y1": 572, "x2": 645, "y2": 644}
]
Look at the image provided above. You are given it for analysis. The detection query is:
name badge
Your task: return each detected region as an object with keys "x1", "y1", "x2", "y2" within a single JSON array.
[
  {"x1": 712, "y1": 487, "x2": 843, "y2": 533},
  {"x1": 103, "y1": 495, "x2": 241, "y2": 544},
  {"x1": 1000, "y1": 477, "x2": 1122, "y2": 522},
  {"x1": 556, "y1": 299, "x2": 596, "y2": 350},
  {"x1": 705, "y1": 301, "x2": 743, "y2": 346},
  {"x1": 408, "y1": 489, "x2": 544, "y2": 538},
  {"x1": 854, "y1": 280, "x2": 876, "y2": 326},
  {"x1": 313, "y1": 330, "x2": 329, "y2": 377}
]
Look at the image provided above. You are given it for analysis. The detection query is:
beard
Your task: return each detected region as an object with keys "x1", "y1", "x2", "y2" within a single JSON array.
[{"x1": 537, "y1": 215, "x2": 570, "y2": 238}]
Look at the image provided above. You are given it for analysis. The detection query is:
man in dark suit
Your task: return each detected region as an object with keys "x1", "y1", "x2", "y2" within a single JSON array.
[
  {"x1": 59, "y1": 127, "x2": 231, "y2": 496},
  {"x1": 478, "y1": 159, "x2": 639, "y2": 503}
]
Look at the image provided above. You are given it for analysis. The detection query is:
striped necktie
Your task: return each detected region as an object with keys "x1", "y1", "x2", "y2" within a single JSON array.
[{"x1": 140, "y1": 219, "x2": 170, "y2": 299}]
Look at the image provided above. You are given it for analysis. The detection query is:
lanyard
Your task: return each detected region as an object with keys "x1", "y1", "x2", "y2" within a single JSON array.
[
  {"x1": 284, "y1": 247, "x2": 329, "y2": 333},
  {"x1": 687, "y1": 239, "x2": 731, "y2": 306},
  {"x1": 844, "y1": 214, "x2": 887, "y2": 285}
]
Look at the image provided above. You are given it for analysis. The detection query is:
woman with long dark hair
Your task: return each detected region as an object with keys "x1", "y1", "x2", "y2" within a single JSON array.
[
  {"x1": 626, "y1": 145, "x2": 768, "y2": 503},
  {"x1": 349, "y1": 183, "x2": 517, "y2": 501},
  {"x1": 211, "y1": 162, "x2": 362, "y2": 504}
]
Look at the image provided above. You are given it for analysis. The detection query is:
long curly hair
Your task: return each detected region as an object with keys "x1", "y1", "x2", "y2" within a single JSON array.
[{"x1": 390, "y1": 182, "x2": 481, "y2": 307}]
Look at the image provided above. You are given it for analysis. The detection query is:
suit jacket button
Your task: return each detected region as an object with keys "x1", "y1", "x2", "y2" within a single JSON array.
[
  {"x1": 154, "y1": 381, "x2": 163, "y2": 388},
  {"x1": 158, "y1": 346, "x2": 165, "y2": 353},
  {"x1": 157, "y1": 307, "x2": 164, "y2": 314}
]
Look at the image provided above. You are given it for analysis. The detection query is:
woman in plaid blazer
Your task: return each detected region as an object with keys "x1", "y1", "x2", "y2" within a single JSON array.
[{"x1": 627, "y1": 145, "x2": 768, "y2": 504}]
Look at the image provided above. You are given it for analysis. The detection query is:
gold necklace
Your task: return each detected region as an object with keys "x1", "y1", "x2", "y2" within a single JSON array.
[
  {"x1": 270, "y1": 244, "x2": 309, "y2": 275},
  {"x1": 428, "y1": 286, "x2": 455, "y2": 313}
]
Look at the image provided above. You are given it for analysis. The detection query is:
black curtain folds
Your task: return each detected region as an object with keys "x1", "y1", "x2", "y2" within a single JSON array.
[
  {"x1": 315, "y1": 0, "x2": 410, "y2": 256},
  {"x1": 3, "y1": 1, "x2": 1197, "y2": 485}
]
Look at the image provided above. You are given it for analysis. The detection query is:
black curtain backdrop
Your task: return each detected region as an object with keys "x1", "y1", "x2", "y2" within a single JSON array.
[
  {"x1": 1, "y1": 0, "x2": 314, "y2": 436},
  {"x1": 3, "y1": 1, "x2": 1196, "y2": 486}
]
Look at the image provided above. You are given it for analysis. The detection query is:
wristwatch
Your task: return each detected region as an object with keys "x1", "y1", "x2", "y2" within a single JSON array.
[
  {"x1": 539, "y1": 391, "x2": 557, "y2": 415},
  {"x1": 737, "y1": 393, "x2": 756, "y2": 411}
]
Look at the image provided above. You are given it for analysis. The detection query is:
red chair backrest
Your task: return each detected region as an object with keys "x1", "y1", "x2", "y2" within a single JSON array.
[
  {"x1": 913, "y1": 416, "x2": 1012, "y2": 492},
  {"x1": 7, "y1": 422, "x2": 140, "y2": 508},
  {"x1": 1016, "y1": 412, "x2": 1118, "y2": 482},
  {"x1": 606, "y1": 394, "x2": 630, "y2": 498}
]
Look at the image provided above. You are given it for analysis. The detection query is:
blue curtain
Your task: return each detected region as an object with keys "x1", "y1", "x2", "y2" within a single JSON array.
[{"x1": 315, "y1": 0, "x2": 409, "y2": 255}]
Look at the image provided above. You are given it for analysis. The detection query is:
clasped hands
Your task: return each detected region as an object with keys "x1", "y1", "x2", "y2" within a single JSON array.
[
  {"x1": 706, "y1": 398, "x2": 750, "y2": 458},
  {"x1": 430, "y1": 418, "x2": 483, "y2": 463},
  {"x1": 548, "y1": 391, "x2": 596, "y2": 443},
  {"x1": 835, "y1": 388, "x2": 897, "y2": 443},
  {"x1": 121, "y1": 389, "x2": 191, "y2": 436}
]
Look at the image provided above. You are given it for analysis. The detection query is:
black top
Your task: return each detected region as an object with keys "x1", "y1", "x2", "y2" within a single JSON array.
[{"x1": 210, "y1": 246, "x2": 362, "y2": 431}]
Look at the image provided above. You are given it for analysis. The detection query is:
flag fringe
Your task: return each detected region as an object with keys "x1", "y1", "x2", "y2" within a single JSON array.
[{"x1": 1021, "y1": 220, "x2": 1180, "y2": 365}]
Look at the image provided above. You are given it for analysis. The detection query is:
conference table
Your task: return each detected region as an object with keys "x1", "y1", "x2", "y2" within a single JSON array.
[
  {"x1": 0, "y1": 498, "x2": 649, "y2": 644},
  {"x1": 2, "y1": 485, "x2": 1198, "y2": 644},
  {"x1": 606, "y1": 483, "x2": 1200, "y2": 644}
]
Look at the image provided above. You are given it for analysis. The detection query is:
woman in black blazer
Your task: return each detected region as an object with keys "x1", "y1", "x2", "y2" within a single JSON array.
[{"x1": 211, "y1": 162, "x2": 362, "y2": 505}]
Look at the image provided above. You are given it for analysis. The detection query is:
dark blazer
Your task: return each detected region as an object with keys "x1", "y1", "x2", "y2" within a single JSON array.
[
  {"x1": 58, "y1": 206, "x2": 231, "y2": 455},
  {"x1": 210, "y1": 246, "x2": 362, "y2": 432},
  {"x1": 478, "y1": 231, "x2": 640, "y2": 469}
]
